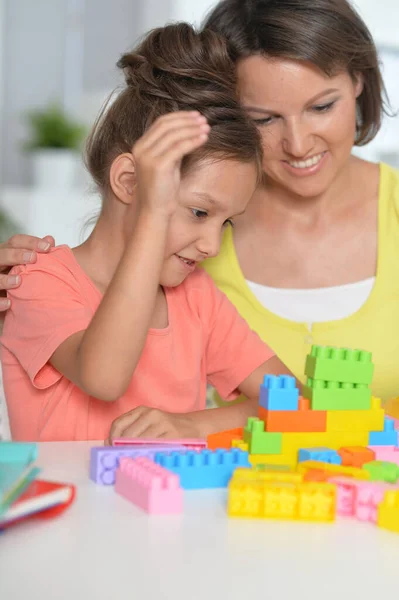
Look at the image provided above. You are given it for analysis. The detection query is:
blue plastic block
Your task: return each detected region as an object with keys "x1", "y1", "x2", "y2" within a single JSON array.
[
  {"x1": 90, "y1": 444, "x2": 187, "y2": 485},
  {"x1": 368, "y1": 417, "x2": 399, "y2": 446},
  {"x1": 154, "y1": 448, "x2": 250, "y2": 489},
  {"x1": 259, "y1": 375, "x2": 299, "y2": 411},
  {"x1": 298, "y1": 447, "x2": 342, "y2": 464}
]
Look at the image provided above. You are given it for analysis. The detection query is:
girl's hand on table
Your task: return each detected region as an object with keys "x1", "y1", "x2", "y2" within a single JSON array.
[{"x1": 107, "y1": 406, "x2": 200, "y2": 444}]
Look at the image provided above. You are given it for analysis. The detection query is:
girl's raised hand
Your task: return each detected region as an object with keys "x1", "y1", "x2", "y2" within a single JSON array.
[{"x1": 132, "y1": 111, "x2": 210, "y2": 218}]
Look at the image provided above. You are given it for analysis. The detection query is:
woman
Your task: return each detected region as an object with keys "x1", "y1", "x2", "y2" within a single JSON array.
[{"x1": 200, "y1": 0, "x2": 399, "y2": 410}]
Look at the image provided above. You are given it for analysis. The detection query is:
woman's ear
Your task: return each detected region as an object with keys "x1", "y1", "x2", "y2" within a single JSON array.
[
  {"x1": 109, "y1": 153, "x2": 136, "y2": 205},
  {"x1": 354, "y1": 73, "x2": 364, "y2": 99}
]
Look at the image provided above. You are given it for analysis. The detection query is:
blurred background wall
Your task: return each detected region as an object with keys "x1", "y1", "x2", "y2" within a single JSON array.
[{"x1": 0, "y1": 0, "x2": 398, "y2": 245}]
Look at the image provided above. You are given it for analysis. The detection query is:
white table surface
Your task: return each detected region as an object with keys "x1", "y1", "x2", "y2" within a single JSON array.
[{"x1": 1, "y1": 441, "x2": 399, "y2": 600}]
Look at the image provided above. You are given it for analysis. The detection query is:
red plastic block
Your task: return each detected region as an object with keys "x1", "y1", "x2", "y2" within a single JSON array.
[
  {"x1": 338, "y1": 446, "x2": 375, "y2": 468},
  {"x1": 207, "y1": 428, "x2": 244, "y2": 450},
  {"x1": 115, "y1": 457, "x2": 183, "y2": 514},
  {"x1": 258, "y1": 405, "x2": 326, "y2": 433}
]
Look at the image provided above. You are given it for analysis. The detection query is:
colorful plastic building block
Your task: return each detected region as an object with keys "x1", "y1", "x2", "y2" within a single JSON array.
[
  {"x1": 233, "y1": 466, "x2": 303, "y2": 484},
  {"x1": 338, "y1": 446, "x2": 375, "y2": 468},
  {"x1": 368, "y1": 445, "x2": 399, "y2": 464},
  {"x1": 303, "y1": 379, "x2": 371, "y2": 410},
  {"x1": 258, "y1": 402, "x2": 327, "y2": 433},
  {"x1": 115, "y1": 457, "x2": 183, "y2": 514},
  {"x1": 207, "y1": 428, "x2": 243, "y2": 450},
  {"x1": 154, "y1": 448, "x2": 250, "y2": 489},
  {"x1": 298, "y1": 448, "x2": 342, "y2": 464},
  {"x1": 243, "y1": 418, "x2": 282, "y2": 454},
  {"x1": 90, "y1": 445, "x2": 186, "y2": 485},
  {"x1": 368, "y1": 417, "x2": 399, "y2": 446},
  {"x1": 228, "y1": 476, "x2": 336, "y2": 521},
  {"x1": 112, "y1": 438, "x2": 206, "y2": 449},
  {"x1": 297, "y1": 460, "x2": 369, "y2": 481},
  {"x1": 259, "y1": 375, "x2": 299, "y2": 411},
  {"x1": 326, "y1": 397, "x2": 384, "y2": 432},
  {"x1": 330, "y1": 477, "x2": 397, "y2": 522},
  {"x1": 363, "y1": 460, "x2": 399, "y2": 483},
  {"x1": 305, "y1": 345, "x2": 374, "y2": 385},
  {"x1": 377, "y1": 490, "x2": 399, "y2": 533}
]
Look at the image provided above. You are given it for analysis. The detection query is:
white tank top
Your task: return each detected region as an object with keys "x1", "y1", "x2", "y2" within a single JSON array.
[{"x1": 245, "y1": 277, "x2": 375, "y2": 324}]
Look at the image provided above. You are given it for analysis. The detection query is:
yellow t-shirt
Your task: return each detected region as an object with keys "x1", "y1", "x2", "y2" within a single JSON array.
[{"x1": 202, "y1": 162, "x2": 399, "y2": 406}]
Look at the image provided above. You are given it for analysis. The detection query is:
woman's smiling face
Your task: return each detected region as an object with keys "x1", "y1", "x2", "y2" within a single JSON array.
[{"x1": 237, "y1": 55, "x2": 363, "y2": 198}]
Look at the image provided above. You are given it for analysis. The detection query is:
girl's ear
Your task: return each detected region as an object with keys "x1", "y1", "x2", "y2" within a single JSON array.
[{"x1": 109, "y1": 153, "x2": 136, "y2": 205}]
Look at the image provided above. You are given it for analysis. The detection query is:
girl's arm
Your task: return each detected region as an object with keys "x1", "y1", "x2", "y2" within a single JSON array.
[{"x1": 50, "y1": 112, "x2": 210, "y2": 401}]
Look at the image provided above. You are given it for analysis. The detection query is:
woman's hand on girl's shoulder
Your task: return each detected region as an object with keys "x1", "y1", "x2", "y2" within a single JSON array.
[
  {"x1": 132, "y1": 111, "x2": 210, "y2": 219},
  {"x1": 0, "y1": 234, "x2": 55, "y2": 311}
]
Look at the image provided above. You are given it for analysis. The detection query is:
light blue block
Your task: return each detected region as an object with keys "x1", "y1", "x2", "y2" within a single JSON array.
[
  {"x1": 259, "y1": 375, "x2": 299, "y2": 411},
  {"x1": 155, "y1": 448, "x2": 250, "y2": 489},
  {"x1": 368, "y1": 416, "x2": 399, "y2": 446},
  {"x1": 298, "y1": 447, "x2": 342, "y2": 464}
]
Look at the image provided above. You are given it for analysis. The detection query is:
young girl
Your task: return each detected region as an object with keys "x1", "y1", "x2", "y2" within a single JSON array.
[{"x1": 1, "y1": 24, "x2": 295, "y2": 442}]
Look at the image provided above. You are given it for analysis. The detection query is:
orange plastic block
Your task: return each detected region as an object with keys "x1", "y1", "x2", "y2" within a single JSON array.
[
  {"x1": 297, "y1": 460, "x2": 370, "y2": 480},
  {"x1": 258, "y1": 404, "x2": 327, "y2": 433},
  {"x1": 338, "y1": 446, "x2": 375, "y2": 468},
  {"x1": 207, "y1": 428, "x2": 243, "y2": 450}
]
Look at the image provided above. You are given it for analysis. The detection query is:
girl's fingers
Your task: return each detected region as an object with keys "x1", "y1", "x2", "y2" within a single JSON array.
[
  {"x1": 136, "y1": 112, "x2": 207, "y2": 152},
  {"x1": 157, "y1": 133, "x2": 209, "y2": 164},
  {"x1": 145, "y1": 122, "x2": 210, "y2": 158},
  {"x1": 108, "y1": 406, "x2": 150, "y2": 441}
]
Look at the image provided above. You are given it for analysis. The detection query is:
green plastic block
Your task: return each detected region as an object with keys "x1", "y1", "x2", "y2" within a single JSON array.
[
  {"x1": 363, "y1": 461, "x2": 399, "y2": 483},
  {"x1": 243, "y1": 417, "x2": 282, "y2": 454},
  {"x1": 305, "y1": 345, "x2": 374, "y2": 385},
  {"x1": 303, "y1": 379, "x2": 371, "y2": 410}
]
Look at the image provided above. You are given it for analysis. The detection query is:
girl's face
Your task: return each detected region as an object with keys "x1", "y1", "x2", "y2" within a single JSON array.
[
  {"x1": 237, "y1": 55, "x2": 363, "y2": 199},
  {"x1": 160, "y1": 158, "x2": 257, "y2": 287}
]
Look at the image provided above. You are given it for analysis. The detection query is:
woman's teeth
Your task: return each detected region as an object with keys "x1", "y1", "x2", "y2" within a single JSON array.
[{"x1": 288, "y1": 152, "x2": 324, "y2": 169}]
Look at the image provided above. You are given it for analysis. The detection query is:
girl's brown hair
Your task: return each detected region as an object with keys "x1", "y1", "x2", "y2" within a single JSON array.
[
  {"x1": 203, "y1": 0, "x2": 388, "y2": 145},
  {"x1": 85, "y1": 23, "x2": 262, "y2": 194}
]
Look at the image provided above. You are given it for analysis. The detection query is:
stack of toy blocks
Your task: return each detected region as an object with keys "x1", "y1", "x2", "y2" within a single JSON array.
[{"x1": 221, "y1": 345, "x2": 398, "y2": 468}]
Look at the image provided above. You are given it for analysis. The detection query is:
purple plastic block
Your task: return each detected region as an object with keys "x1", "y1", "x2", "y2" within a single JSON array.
[{"x1": 90, "y1": 445, "x2": 186, "y2": 485}]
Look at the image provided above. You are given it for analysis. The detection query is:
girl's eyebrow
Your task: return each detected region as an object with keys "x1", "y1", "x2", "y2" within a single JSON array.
[
  {"x1": 192, "y1": 192, "x2": 217, "y2": 205},
  {"x1": 244, "y1": 88, "x2": 341, "y2": 115}
]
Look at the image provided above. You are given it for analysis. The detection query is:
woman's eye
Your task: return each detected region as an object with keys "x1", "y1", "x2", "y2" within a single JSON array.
[
  {"x1": 312, "y1": 101, "x2": 335, "y2": 113},
  {"x1": 191, "y1": 208, "x2": 208, "y2": 219},
  {"x1": 253, "y1": 116, "x2": 274, "y2": 126}
]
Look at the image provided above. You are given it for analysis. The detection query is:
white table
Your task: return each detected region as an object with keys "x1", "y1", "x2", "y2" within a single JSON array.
[{"x1": 1, "y1": 442, "x2": 399, "y2": 600}]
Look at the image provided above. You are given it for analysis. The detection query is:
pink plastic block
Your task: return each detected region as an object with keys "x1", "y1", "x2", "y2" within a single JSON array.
[
  {"x1": 115, "y1": 457, "x2": 183, "y2": 514},
  {"x1": 331, "y1": 477, "x2": 398, "y2": 523},
  {"x1": 112, "y1": 438, "x2": 206, "y2": 449},
  {"x1": 368, "y1": 446, "x2": 399, "y2": 464}
]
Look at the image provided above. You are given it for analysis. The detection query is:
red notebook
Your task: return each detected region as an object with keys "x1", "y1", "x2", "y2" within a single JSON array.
[{"x1": 0, "y1": 479, "x2": 76, "y2": 528}]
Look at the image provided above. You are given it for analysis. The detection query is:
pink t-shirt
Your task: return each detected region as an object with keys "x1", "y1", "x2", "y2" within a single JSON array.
[{"x1": 1, "y1": 246, "x2": 273, "y2": 441}]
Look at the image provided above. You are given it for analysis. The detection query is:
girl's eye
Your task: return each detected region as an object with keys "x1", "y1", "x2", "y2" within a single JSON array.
[
  {"x1": 312, "y1": 101, "x2": 335, "y2": 113},
  {"x1": 191, "y1": 208, "x2": 208, "y2": 219}
]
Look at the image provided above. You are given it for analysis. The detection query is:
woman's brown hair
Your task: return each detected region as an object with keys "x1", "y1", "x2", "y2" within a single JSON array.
[
  {"x1": 203, "y1": 0, "x2": 388, "y2": 145},
  {"x1": 85, "y1": 23, "x2": 262, "y2": 195}
]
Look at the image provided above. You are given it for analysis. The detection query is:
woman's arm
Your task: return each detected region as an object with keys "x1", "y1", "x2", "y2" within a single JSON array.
[{"x1": 50, "y1": 112, "x2": 209, "y2": 401}]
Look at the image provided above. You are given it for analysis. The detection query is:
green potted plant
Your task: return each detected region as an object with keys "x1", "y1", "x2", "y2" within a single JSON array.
[{"x1": 24, "y1": 104, "x2": 85, "y2": 189}]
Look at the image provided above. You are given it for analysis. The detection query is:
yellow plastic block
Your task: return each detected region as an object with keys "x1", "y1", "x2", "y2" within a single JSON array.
[
  {"x1": 233, "y1": 467, "x2": 303, "y2": 483},
  {"x1": 228, "y1": 479, "x2": 336, "y2": 521},
  {"x1": 231, "y1": 439, "x2": 248, "y2": 451},
  {"x1": 377, "y1": 490, "x2": 399, "y2": 533},
  {"x1": 297, "y1": 460, "x2": 370, "y2": 480},
  {"x1": 326, "y1": 401, "x2": 384, "y2": 433},
  {"x1": 249, "y1": 452, "x2": 297, "y2": 467},
  {"x1": 384, "y1": 396, "x2": 399, "y2": 420},
  {"x1": 281, "y1": 431, "x2": 369, "y2": 455}
]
